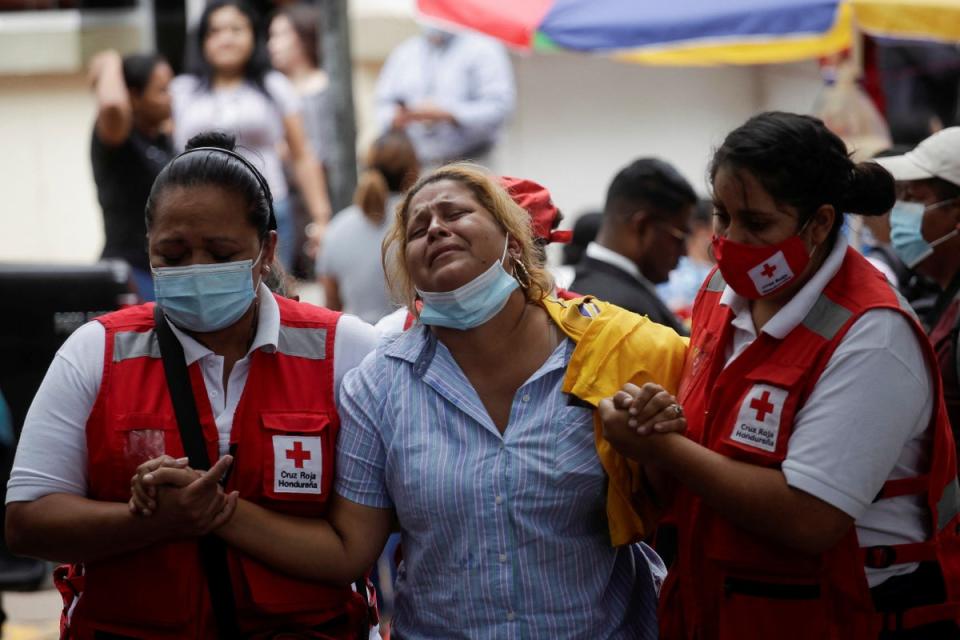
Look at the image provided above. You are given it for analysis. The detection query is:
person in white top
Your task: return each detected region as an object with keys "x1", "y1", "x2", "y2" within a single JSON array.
[
  {"x1": 316, "y1": 130, "x2": 419, "y2": 324},
  {"x1": 5, "y1": 131, "x2": 379, "y2": 638},
  {"x1": 600, "y1": 112, "x2": 960, "y2": 638},
  {"x1": 171, "y1": 0, "x2": 331, "y2": 270}
]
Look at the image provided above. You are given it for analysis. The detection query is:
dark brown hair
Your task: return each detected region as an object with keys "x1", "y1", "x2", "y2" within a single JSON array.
[
  {"x1": 275, "y1": 4, "x2": 322, "y2": 68},
  {"x1": 710, "y1": 111, "x2": 896, "y2": 240}
]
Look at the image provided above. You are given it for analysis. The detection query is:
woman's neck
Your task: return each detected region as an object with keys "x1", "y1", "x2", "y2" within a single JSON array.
[
  {"x1": 212, "y1": 71, "x2": 245, "y2": 90},
  {"x1": 433, "y1": 291, "x2": 553, "y2": 361},
  {"x1": 288, "y1": 67, "x2": 327, "y2": 95},
  {"x1": 133, "y1": 113, "x2": 164, "y2": 140},
  {"x1": 187, "y1": 301, "x2": 259, "y2": 361}
]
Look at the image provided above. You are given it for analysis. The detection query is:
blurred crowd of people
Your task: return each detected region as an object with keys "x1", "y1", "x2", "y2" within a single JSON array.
[
  {"x1": 88, "y1": 0, "x2": 515, "y2": 302},
  {"x1": 4, "y1": 1, "x2": 960, "y2": 639}
]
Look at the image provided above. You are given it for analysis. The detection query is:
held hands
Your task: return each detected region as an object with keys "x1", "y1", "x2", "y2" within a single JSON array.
[
  {"x1": 598, "y1": 382, "x2": 686, "y2": 461},
  {"x1": 129, "y1": 455, "x2": 238, "y2": 538}
]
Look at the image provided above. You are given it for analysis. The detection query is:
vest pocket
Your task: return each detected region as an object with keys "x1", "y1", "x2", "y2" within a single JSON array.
[
  {"x1": 715, "y1": 365, "x2": 805, "y2": 466},
  {"x1": 259, "y1": 412, "x2": 334, "y2": 503},
  {"x1": 113, "y1": 413, "x2": 180, "y2": 488},
  {"x1": 115, "y1": 413, "x2": 176, "y2": 450},
  {"x1": 719, "y1": 576, "x2": 828, "y2": 640}
]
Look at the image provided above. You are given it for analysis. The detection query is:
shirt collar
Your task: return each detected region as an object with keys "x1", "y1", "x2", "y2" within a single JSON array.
[
  {"x1": 585, "y1": 242, "x2": 649, "y2": 285},
  {"x1": 383, "y1": 310, "x2": 575, "y2": 378},
  {"x1": 167, "y1": 283, "x2": 280, "y2": 365},
  {"x1": 719, "y1": 235, "x2": 848, "y2": 339},
  {"x1": 383, "y1": 322, "x2": 430, "y2": 364}
]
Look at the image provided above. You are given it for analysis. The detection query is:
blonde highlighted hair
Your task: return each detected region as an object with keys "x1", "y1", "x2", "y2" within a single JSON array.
[{"x1": 382, "y1": 163, "x2": 554, "y2": 315}]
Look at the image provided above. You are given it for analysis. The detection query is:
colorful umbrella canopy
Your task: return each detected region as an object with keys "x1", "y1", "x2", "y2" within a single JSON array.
[
  {"x1": 417, "y1": 0, "x2": 853, "y2": 65},
  {"x1": 851, "y1": 0, "x2": 960, "y2": 42},
  {"x1": 418, "y1": 0, "x2": 960, "y2": 65}
]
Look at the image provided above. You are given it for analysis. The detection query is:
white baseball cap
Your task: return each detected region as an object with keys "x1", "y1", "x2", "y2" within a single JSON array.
[{"x1": 874, "y1": 127, "x2": 960, "y2": 187}]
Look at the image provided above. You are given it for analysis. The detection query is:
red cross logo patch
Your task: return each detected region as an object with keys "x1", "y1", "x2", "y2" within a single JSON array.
[
  {"x1": 273, "y1": 435, "x2": 322, "y2": 494},
  {"x1": 731, "y1": 384, "x2": 788, "y2": 453},
  {"x1": 747, "y1": 250, "x2": 793, "y2": 296}
]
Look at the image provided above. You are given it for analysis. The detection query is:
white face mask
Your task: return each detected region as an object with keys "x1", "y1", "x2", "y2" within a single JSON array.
[{"x1": 415, "y1": 235, "x2": 519, "y2": 330}]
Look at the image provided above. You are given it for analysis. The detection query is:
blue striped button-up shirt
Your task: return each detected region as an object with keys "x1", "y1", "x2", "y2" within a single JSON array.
[{"x1": 336, "y1": 326, "x2": 660, "y2": 639}]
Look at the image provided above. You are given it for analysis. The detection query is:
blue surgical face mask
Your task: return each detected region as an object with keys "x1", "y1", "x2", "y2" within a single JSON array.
[
  {"x1": 416, "y1": 235, "x2": 519, "y2": 330},
  {"x1": 152, "y1": 253, "x2": 261, "y2": 333},
  {"x1": 890, "y1": 199, "x2": 960, "y2": 269}
]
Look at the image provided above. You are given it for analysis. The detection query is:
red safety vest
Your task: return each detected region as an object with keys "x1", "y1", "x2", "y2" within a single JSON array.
[
  {"x1": 660, "y1": 248, "x2": 960, "y2": 639},
  {"x1": 57, "y1": 296, "x2": 370, "y2": 639}
]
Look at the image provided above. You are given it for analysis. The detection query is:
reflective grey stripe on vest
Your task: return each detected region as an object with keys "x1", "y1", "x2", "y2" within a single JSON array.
[
  {"x1": 113, "y1": 330, "x2": 160, "y2": 362},
  {"x1": 801, "y1": 294, "x2": 853, "y2": 341},
  {"x1": 277, "y1": 326, "x2": 327, "y2": 360},
  {"x1": 938, "y1": 476, "x2": 960, "y2": 531},
  {"x1": 705, "y1": 270, "x2": 726, "y2": 293}
]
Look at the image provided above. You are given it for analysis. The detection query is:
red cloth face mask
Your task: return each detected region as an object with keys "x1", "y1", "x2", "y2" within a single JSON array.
[{"x1": 711, "y1": 233, "x2": 812, "y2": 299}]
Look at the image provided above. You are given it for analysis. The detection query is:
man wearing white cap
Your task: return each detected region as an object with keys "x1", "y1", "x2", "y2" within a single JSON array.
[{"x1": 875, "y1": 127, "x2": 960, "y2": 439}]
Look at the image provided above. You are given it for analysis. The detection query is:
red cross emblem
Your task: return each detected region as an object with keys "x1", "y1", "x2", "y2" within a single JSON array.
[
  {"x1": 760, "y1": 263, "x2": 777, "y2": 279},
  {"x1": 750, "y1": 391, "x2": 775, "y2": 421},
  {"x1": 286, "y1": 441, "x2": 312, "y2": 469}
]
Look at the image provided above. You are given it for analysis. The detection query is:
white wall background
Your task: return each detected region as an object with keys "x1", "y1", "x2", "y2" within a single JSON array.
[
  {"x1": 493, "y1": 54, "x2": 825, "y2": 219},
  {"x1": 0, "y1": 73, "x2": 102, "y2": 264}
]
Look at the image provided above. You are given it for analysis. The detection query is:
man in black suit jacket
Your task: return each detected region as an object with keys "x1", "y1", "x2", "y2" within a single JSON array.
[{"x1": 571, "y1": 158, "x2": 696, "y2": 335}]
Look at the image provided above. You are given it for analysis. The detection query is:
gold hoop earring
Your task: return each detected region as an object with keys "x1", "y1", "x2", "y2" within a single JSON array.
[{"x1": 513, "y1": 258, "x2": 531, "y2": 289}]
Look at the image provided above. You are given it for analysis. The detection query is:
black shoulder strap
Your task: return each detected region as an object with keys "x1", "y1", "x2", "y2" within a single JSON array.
[
  {"x1": 152, "y1": 305, "x2": 240, "y2": 638},
  {"x1": 153, "y1": 306, "x2": 210, "y2": 470}
]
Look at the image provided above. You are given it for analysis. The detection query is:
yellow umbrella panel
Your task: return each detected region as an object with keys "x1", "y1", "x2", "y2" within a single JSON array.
[{"x1": 851, "y1": 0, "x2": 960, "y2": 42}]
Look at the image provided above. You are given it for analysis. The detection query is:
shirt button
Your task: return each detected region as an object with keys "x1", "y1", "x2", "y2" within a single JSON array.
[
  {"x1": 498, "y1": 553, "x2": 507, "y2": 563},
  {"x1": 506, "y1": 611, "x2": 516, "y2": 621},
  {"x1": 521, "y1": 394, "x2": 531, "y2": 403},
  {"x1": 495, "y1": 495, "x2": 503, "y2": 505}
]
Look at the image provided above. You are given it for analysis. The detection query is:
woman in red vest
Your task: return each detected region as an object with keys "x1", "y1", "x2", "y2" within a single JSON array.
[
  {"x1": 5, "y1": 131, "x2": 378, "y2": 639},
  {"x1": 600, "y1": 112, "x2": 960, "y2": 639}
]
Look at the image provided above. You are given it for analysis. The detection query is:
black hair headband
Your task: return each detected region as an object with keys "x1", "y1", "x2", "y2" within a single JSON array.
[{"x1": 177, "y1": 146, "x2": 277, "y2": 231}]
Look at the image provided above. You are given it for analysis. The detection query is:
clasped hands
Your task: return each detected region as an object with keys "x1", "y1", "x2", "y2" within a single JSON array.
[
  {"x1": 599, "y1": 382, "x2": 686, "y2": 460},
  {"x1": 128, "y1": 454, "x2": 238, "y2": 538}
]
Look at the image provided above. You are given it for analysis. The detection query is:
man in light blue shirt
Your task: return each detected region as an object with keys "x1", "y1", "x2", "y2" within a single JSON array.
[{"x1": 374, "y1": 28, "x2": 516, "y2": 167}]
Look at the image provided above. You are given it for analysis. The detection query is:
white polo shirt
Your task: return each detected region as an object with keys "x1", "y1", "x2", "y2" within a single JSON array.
[
  {"x1": 719, "y1": 237, "x2": 934, "y2": 587},
  {"x1": 7, "y1": 284, "x2": 379, "y2": 503}
]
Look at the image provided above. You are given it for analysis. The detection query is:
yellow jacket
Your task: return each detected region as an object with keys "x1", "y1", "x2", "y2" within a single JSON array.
[{"x1": 542, "y1": 296, "x2": 689, "y2": 546}]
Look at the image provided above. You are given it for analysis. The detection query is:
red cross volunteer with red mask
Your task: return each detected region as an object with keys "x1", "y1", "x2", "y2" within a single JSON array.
[{"x1": 600, "y1": 112, "x2": 960, "y2": 640}]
